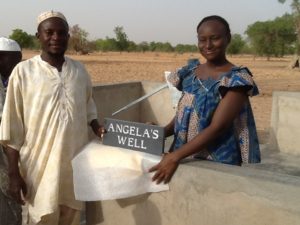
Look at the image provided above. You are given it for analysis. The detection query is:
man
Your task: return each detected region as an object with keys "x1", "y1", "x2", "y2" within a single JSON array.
[
  {"x1": 0, "y1": 11, "x2": 103, "y2": 225},
  {"x1": 0, "y1": 37, "x2": 22, "y2": 225}
]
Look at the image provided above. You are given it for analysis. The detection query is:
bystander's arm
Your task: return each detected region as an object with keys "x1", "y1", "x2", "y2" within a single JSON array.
[{"x1": 3, "y1": 146, "x2": 27, "y2": 205}]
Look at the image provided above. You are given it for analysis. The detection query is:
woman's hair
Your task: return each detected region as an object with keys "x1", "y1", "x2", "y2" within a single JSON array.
[{"x1": 196, "y1": 15, "x2": 231, "y2": 36}]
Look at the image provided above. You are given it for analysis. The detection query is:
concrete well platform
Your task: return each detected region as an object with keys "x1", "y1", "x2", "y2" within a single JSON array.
[{"x1": 84, "y1": 84, "x2": 300, "y2": 225}]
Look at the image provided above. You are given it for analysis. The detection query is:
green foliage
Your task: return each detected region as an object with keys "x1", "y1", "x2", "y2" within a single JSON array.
[
  {"x1": 114, "y1": 26, "x2": 129, "y2": 51},
  {"x1": 240, "y1": 44, "x2": 255, "y2": 55},
  {"x1": 148, "y1": 41, "x2": 174, "y2": 52},
  {"x1": 245, "y1": 14, "x2": 296, "y2": 58},
  {"x1": 246, "y1": 21, "x2": 275, "y2": 57},
  {"x1": 279, "y1": 0, "x2": 300, "y2": 54},
  {"x1": 127, "y1": 41, "x2": 137, "y2": 52},
  {"x1": 274, "y1": 14, "x2": 297, "y2": 55},
  {"x1": 136, "y1": 42, "x2": 149, "y2": 52},
  {"x1": 9, "y1": 29, "x2": 35, "y2": 49},
  {"x1": 174, "y1": 44, "x2": 198, "y2": 53},
  {"x1": 227, "y1": 34, "x2": 246, "y2": 55},
  {"x1": 31, "y1": 36, "x2": 40, "y2": 49},
  {"x1": 94, "y1": 26, "x2": 133, "y2": 52},
  {"x1": 94, "y1": 38, "x2": 119, "y2": 52}
]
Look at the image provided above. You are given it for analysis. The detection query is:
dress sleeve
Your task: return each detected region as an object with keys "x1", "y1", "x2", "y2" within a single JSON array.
[
  {"x1": 166, "y1": 58, "x2": 200, "y2": 91},
  {"x1": 219, "y1": 67, "x2": 259, "y2": 97},
  {"x1": 0, "y1": 67, "x2": 25, "y2": 151}
]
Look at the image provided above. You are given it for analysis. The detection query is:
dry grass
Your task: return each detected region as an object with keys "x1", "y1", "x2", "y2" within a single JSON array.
[{"x1": 22, "y1": 50, "x2": 300, "y2": 133}]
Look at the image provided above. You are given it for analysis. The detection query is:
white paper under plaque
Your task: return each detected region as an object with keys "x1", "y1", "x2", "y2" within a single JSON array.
[{"x1": 72, "y1": 140, "x2": 169, "y2": 201}]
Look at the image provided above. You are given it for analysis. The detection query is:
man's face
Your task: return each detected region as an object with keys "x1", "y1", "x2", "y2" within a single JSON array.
[
  {"x1": 36, "y1": 17, "x2": 69, "y2": 57},
  {"x1": 0, "y1": 51, "x2": 22, "y2": 78}
]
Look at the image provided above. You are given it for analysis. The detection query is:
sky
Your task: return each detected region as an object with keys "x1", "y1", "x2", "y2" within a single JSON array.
[{"x1": 0, "y1": 0, "x2": 293, "y2": 45}]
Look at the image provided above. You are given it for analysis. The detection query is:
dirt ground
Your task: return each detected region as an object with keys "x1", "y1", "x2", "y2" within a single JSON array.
[{"x1": 22, "y1": 50, "x2": 300, "y2": 135}]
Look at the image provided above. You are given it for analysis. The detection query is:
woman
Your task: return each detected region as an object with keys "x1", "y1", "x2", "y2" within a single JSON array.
[{"x1": 149, "y1": 15, "x2": 261, "y2": 184}]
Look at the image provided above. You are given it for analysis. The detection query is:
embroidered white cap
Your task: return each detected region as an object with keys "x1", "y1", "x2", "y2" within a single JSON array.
[
  {"x1": 0, "y1": 37, "x2": 21, "y2": 52},
  {"x1": 37, "y1": 10, "x2": 68, "y2": 26}
]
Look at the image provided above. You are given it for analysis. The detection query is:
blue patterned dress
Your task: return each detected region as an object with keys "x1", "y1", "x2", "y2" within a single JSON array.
[{"x1": 168, "y1": 59, "x2": 261, "y2": 165}]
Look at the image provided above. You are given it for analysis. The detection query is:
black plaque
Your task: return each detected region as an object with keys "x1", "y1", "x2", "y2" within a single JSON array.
[{"x1": 102, "y1": 118, "x2": 165, "y2": 156}]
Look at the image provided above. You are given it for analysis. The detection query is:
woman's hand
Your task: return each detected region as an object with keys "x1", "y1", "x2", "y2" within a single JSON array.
[{"x1": 149, "y1": 153, "x2": 179, "y2": 184}]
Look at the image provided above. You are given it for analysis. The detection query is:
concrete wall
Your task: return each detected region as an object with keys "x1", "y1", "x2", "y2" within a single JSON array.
[
  {"x1": 87, "y1": 85, "x2": 300, "y2": 225},
  {"x1": 92, "y1": 81, "x2": 175, "y2": 125},
  {"x1": 92, "y1": 82, "x2": 142, "y2": 123},
  {"x1": 269, "y1": 91, "x2": 300, "y2": 155},
  {"x1": 139, "y1": 81, "x2": 176, "y2": 125},
  {"x1": 85, "y1": 161, "x2": 300, "y2": 225}
]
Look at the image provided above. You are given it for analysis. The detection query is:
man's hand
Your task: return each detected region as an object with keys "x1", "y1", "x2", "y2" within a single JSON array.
[
  {"x1": 149, "y1": 153, "x2": 179, "y2": 184},
  {"x1": 90, "y1": 119, "x2": 106, "y2": 138},
  {"x1": 96, "y1": 126, "x2": 106, "y2": 138}
]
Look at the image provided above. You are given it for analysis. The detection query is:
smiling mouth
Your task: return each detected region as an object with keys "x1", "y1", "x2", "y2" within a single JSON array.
[
  {"x1": 204, "y1": 51, "x2": 215, "y2": 55},
  {"x1": 51, "y1": 44, "x2": 62, "y2": 47}
]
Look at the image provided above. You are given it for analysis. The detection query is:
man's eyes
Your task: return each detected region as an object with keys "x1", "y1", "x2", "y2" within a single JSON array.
[
  {"x1": 44, "y1": 30, "x2": 68, "y2": 36},
  {"x1": 45, "y1": 30, "x2": 52, "y2": 35}
]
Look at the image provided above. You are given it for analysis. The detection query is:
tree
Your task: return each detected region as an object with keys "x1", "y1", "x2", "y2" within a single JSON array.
[
  {"x1": 245, "y1": 14, "x2": 296, "y2": 59},
  {"x1": 227, "y1": 34, "x2": 246, "y2": 55},
  {"x1": 272, "y1": 14, "x2": 297, "y2": 56},
  {"x1": 149, "y1": 42, "x2": 157, "y2": 51},
  {"x1": 279, "y1": 0, "x2": 300, "y2": 54},
  {"x1": 245, "y1": 21, "x2": 275, "y2": 59},
  {"x1": 69, "y1": 24, "x2": 89, "y2": 53},
  {"x1": 9, "y1": 29, "x2": 35, "y2": 49},
  {"x1": 114, "y1": 26, "x2": 129, "y2": 51}
]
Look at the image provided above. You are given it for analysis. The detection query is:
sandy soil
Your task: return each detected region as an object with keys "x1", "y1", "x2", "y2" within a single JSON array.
[{"x1": 22, "y1": 50, "x2": 300, "y2": 134}]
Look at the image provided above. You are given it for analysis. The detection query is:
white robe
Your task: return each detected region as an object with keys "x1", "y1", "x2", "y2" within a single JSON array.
[{"x1": 0, "y1": 55, "x2": 98, "y2": 223}]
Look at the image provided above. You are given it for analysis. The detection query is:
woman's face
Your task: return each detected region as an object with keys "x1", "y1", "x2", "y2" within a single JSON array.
[{"x1": 197, "y1": 20, "x2": 230, "y2": 62}]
